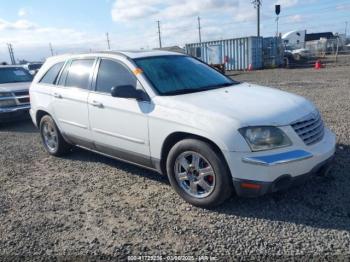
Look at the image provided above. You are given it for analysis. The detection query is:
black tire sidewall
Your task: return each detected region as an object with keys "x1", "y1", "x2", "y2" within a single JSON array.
[{"x1": 166, "y1": 139, "x2": 233, "y2": 208}]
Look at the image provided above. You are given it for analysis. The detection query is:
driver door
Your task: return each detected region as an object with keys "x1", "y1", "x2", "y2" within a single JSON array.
[{"x1": 88, "y1": 58, "x2": 152, "y2": 166}]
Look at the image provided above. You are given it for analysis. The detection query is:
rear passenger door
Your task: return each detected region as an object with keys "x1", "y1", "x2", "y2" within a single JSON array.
[
  {"x1": 88, "y1": 58, "x2": 152, "y2": 166},
  {"x1": 33, "y1": 61, "x2": 65, "y2": 118},
  {"x1": 53, "y1": 58, "x2": 96, "y2": 147}
]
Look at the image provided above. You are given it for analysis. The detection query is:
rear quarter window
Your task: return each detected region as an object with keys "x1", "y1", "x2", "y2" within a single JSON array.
[{"x1": 39, "y1": 62, "x2": 64, "y2": 85}]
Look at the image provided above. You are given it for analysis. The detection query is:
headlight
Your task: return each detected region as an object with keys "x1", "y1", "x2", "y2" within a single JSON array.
[{"x1": 239, "y1": 126, "x2": 292, "y2": 151}]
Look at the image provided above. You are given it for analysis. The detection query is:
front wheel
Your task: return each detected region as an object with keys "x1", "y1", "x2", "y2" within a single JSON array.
[
  {"x1": 166, "y1": 139, "x2": 233, "y2": 208},
  {"x1": 39, "y1": 115, "x2": 71, "y2": 156}
]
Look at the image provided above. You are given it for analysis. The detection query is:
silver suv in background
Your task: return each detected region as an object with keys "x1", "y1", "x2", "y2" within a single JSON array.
[
  {"x1": 0, "y1": 66, "x2": 32, "y2": 123},
  {"x1": 22, "y1": 62, "x2": 43, "y2": 76}
]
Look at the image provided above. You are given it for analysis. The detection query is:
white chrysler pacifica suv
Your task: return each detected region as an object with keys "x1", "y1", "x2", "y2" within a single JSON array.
[{"x1": 30, "y1": 51, "x2": 336, "y2": 207}]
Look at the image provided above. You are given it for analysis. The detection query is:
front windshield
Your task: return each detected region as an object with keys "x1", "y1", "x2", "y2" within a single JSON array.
[
  {"x1": 0, "y1": 67, "x2": 33, "y2": 84},
  {"x1": 134, "y1": 55, "x2": 237, "y2": 95}
]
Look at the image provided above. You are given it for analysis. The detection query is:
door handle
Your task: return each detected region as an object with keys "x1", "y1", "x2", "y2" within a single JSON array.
[
  {"x1": 90, "y1": 100, "x2": 103, "y2": 108},
  {"x1": 53, "y1": 93, "x2": 62, "y2": 99}
]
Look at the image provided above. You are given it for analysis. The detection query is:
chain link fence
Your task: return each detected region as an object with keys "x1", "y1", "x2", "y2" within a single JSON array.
[{"x1": 283, "y1": 37, "x2": 350, "y2": 68}]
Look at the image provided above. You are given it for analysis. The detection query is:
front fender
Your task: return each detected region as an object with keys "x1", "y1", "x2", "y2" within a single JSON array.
[{"x1": 148, "y1": 106, "x2": 250, "y2": 159}]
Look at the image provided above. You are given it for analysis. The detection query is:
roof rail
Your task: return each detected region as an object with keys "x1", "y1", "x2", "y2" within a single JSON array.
[{"x1": 94, "y1": 50, "x2": 130, "y2": 59}]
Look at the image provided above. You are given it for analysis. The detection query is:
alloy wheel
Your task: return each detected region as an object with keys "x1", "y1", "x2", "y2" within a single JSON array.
[
  {"x1": 42, "y1": 121, "x2": 58, "y2": 153},
  {"x1": 174, "y1": 151, "x2": 216, "y2": 198}
]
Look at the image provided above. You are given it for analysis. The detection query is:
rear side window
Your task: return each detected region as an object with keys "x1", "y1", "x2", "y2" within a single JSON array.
[
  {"x1": 40, "y1": 62, "x2": 64, "y2": 85},
  {"x1": 96, "y1": 59, "x2": 137, "y2": 93},
  {"x1": 65, "y1": 59, "x2": 95, "y2": 89}
]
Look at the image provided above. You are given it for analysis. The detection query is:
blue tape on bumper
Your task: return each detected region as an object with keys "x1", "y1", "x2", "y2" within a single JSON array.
[{"x1": 242, "y1": 150, "x2": 313, "y2": 166}]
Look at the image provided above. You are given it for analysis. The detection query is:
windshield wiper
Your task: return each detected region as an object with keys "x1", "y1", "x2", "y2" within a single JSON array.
[
  {"x1": 202, "y1": 82, "x2": 237, "y2": 89},
  {"x1": 164, "y1": 88, "x2": 203, "y2": 95},
  {"x1": 163, "y1": 82, "x2": 238, "y2": 96}
]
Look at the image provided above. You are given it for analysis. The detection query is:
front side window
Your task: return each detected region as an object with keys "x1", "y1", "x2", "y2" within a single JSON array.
[
  {"x1": 0, "y1": 67, "x2": 33, "y2": 84},
  {"x1": 96, "y1": 59, "x2": 137, "y2": 94},
  {"x1": 40, "y1": 62, "x2": 64, "y2": 85},
  {"x1": 65, "y1": 59, "x2": 95, "y2": 89},
  {"x1": 134, "y1": 56, "x2": 236, "y2": 96}
]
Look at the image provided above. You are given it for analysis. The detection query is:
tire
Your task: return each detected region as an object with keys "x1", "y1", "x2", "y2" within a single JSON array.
[
  {"x1": 316, "y1": 163, "x2": 333, "y2": 177},
  {"x1": 39, "y1": 115, "x2": 71, "y2": 156},
  {"x1": 284, "y1": 57, "x2": 290, "y2": 68},
  {"x1": 166, "y1": 138, "x2": 233, "y2": 208},
  {"x1": 294, "y1": 54, "x2": 301, "y2": 61}
]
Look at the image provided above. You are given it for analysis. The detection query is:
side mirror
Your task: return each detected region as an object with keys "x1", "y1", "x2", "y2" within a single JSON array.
[{"x1": 111, "y1": 85, "x2": 147, "y2": 101}]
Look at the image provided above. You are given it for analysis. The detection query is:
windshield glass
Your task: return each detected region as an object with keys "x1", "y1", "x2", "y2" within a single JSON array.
[
  {"x1": 0, "y1": 67, "x2": 33, "y2": 84},
  {"x1": 134, "y1": 55, "x2": 237, "y2": 95}
]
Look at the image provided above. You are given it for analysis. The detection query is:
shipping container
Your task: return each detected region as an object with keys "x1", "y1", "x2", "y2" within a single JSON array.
[
  {"x1": 263, "y1": 37, "x2": 284, "y2": 68},
  {"x1": 186, "y1": 36, "x2": 282, "y2": 71}
]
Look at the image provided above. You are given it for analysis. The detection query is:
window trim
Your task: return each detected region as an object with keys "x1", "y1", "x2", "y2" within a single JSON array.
[{"x1": 55, "y1": 59, "x2": 71, "y2": 86}]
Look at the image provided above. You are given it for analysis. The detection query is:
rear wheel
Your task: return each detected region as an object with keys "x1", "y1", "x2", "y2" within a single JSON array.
[
  {"x1": 284, "y1": 57, "x2": 290, "y2": 68},
  {"x1": 39, "y1": 115, "x2": 71, "y2": 156},
  {"x1": 166, "y1": 139, "x2": 233, "y2": 208},
  {"x1": 317, "y1": 162, "x2": 333, "y2": 177}
]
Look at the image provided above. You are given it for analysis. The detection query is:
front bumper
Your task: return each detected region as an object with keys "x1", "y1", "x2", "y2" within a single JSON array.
[
  {"x1": 223, "y1": 128, "x2": 336, "y2": 197},
  {"x1": 232, "y1": 155, "x2": 334, "y2": 197},
  {"x1": 0, "y1": 105, "x2": 31, "y2": 122}
]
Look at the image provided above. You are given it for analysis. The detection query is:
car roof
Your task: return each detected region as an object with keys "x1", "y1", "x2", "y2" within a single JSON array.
[
  {"x1": 109, "y1": 50, "x2": 185, "y2": 59},
  {"x1": 46, "y1": 50, "x2": 185, "y2": 62}
]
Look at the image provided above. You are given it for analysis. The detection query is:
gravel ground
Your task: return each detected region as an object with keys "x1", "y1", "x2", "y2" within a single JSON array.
[{"x1": 0, "y1": 66, "x2": 350, "y2": 261}]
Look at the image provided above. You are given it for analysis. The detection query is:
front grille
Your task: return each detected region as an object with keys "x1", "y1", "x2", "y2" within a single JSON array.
[
  {"x1": 0, "y1": 99, "x2": 17, "y2": 107},
  {"x1": 13, "y1": 90, "x2": 29, "y2": 96},
  {"x1": 12, "y1": 90, "x2": 30, "y2": 105},
  {"x1": 18, "y1": 98, "x2": 30, "y2": 103},
  {"x1": 291, "y1": 112, "x2": 325, "y2": 145}
]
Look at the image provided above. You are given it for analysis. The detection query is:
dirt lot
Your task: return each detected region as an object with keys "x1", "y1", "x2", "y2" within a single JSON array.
[{"x1": 1, "y1": 66, "x2": 350, "y2": 261}]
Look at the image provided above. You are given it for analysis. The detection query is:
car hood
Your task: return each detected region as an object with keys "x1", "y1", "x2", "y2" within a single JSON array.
[
  {"x1": 154, "y1": 83, "x2": 316, "y2": 126},
  {"x1": 0, "y1": 82, "x2": 31, "y2": 93}
]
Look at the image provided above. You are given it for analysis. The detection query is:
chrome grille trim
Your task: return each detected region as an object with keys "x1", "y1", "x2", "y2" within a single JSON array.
[
  {"x1": 291, "y1": 111, "x2": 325, "y2": 146},
  {"x1": 12, "y1": 90, "x2": 30, "y2": 106},
  {"x1": 13, "y1": 90, "x2": 29, "y2": 97}
]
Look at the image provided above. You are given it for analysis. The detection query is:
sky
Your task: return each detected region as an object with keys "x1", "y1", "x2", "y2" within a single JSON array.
[{"x1": 0, "y1": 0, "x2": 349, "y2": 62}]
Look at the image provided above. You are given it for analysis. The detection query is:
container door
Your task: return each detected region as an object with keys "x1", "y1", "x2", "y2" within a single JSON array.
[{"x1": 207, "y1": 45, "x2": 222, "y2": 65}]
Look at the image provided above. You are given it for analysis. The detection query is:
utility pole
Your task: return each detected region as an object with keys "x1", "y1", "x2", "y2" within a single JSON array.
[
  {"x1": 7, "y1": 43, "x2": 16, "y2": 65},
  {"x1": 106, "y1": 32, "x2": 111, "y2": 50},
  {"x1": 49, "y1": 42, "x2": 54, "y2": 56},
  {"x1": 157, "y1": 21, "x2": 162, "y2": 48},
  {"x1": 275, "y1": 5, "x2": 281, "y2": 37},
  {"x1": 252, "y1": 0, "x2": 262, "y2": 37},
  {"x1": 198, "y1": 16, "x2": 202, "y2": 43}
]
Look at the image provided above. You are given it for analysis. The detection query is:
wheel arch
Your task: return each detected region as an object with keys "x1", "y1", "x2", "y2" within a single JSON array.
[
  {"x1": 36, "y1": 110, "x2": 51, "y2": 127},
  {"x1": 160, "y1": 132, "x2": 230, "y2": 176}
]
